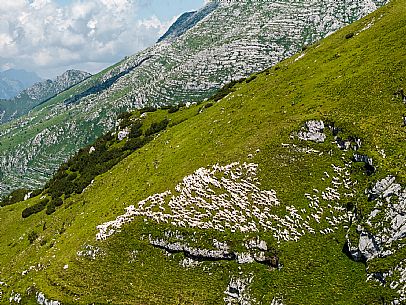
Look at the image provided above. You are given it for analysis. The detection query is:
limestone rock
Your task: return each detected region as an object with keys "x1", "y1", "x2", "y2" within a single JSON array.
[{"x1": 297, "y1": 120, "x2": 326, "y2": 143}]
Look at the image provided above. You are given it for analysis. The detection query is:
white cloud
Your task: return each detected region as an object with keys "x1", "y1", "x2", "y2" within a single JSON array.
[{"x1": 0, "y1": 0, "x2": 172, "y2": 77}]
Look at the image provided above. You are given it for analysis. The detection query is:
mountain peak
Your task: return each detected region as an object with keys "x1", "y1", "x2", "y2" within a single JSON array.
[{"x1": 158, "y1": 1, "x2": 219, "y2": 42}]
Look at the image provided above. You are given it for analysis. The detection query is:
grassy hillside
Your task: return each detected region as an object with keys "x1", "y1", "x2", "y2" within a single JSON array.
[
  {"x1": 0, "y1": 0, "x2": 387, "y2": 197},
  {"x1": 1, "y1": 0, "x2": 405, "y2": 304}
]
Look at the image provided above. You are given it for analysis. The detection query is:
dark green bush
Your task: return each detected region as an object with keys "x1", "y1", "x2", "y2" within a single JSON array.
[
  {"x1": 140, "y1": 106, "x2": 157, "y2": 114},
  {"x1": 246, "y1": 75, "x2": 257, "y2": 83},
  {"x1": 28, "y1": 231, "x2": 38, "y2": 244},
  {"x1": 22, "y1": 198, "x2": 49, "y2": 218},
  {"x1": 117, "y1": 111, "x2": 132, "y2": 128},
  {"x1": 211, "y1": 79, "x2": 243, "y2": 102},
  {"x1": 345, "y1": 32, "x2": 355, "y2": 39},
  {"x1": 46, "y1": 204, "x2": 56, "y2": 215},
  {"x1": 145, "y1": 119, "x2": 169, "y2": 137},
  {"x1": 129, "y1": 121, "x2": 143, "y2": 138},
  {"x1": 124, "y1": 137, "x2": 148, "y2": 151},
  {"x1": 168, "y1": 105, "x2": 180, "y2": 113}
]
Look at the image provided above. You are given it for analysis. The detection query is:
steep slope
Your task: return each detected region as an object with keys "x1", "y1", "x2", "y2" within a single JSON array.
[
  {"x1": 0, "y1": 1, "x2": 405, "y2": 304},
  {"x1": 0, "y1": 0, "x2": 388, "y2": 197},
  {"x1": 0, "y1": 70, "x2": 91, "y2": 124},
  {"x1": 0, "y1": 69, "x2": 42, "y2": 100}
]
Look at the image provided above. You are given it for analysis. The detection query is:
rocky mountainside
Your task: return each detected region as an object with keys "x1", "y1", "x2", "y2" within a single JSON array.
[
  {"x1": 0, "y1": 69, "x2": 42, "y2": 100},
  {"x1": 0, "y1": 70, "x2": 91, "y2": 123},
  {"x1": 0, "y1": 0, "x2": 387, "y2": 197},
  {"x1": 0, "y1": 70, "x2": 91, "y2": 124},
  {"x1": 0, "y1": 1, "x2": 404, "y2": 304}
]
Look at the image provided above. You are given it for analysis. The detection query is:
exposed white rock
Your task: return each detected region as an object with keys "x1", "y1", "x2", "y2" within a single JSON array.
[
  {"x1": 96, "y1": 161, "x2": 352, "y2": 244},
  {"x1": 297, "y1": 120, "x2": 326, "y2": 143},
  {"x1": 77, "y1": 244, "x2": 101, "y2": 260},
  {"x1": 36, "y1": 292, "x2": 61, "y2": 305},
  {"x1": 358, "y1": 232, "x2": 380, "y2": 260},
  {"x1": 224, "y1": 276, "x2": 255, "y2": 305},
  {"x1": 271, "y1": 298, "x2": 284, "y2": 305},
  {"x1": 117, "y1": 128, "x2": 130, "y2": 141},
  {"x1": 9, "y1": 291, "x2": 21, "y2": 303},
  {"x1": 348, "y1": 176, "x2": 406, "y2": 302},
  {"x1": 180, "y1": 257, "x2": 201, "y2": 268},
  {"x1": 96, "y1": 162, "x2": 281, "y2": 240},
  {"x1": 236, "y1": 252, "x2": 255, "y2": 264}
]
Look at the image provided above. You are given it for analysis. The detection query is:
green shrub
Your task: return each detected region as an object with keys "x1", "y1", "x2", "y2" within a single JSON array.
[
  {"x1": 129, "y1": 122, "x2": 143, "y2": 138},
  {"x1": 345, "y1": 32, "x2": 355, "y2": 39},
  {"x1": 246, "y1": 75, "x2": 257, "y2": 83},
  {"x1": 145, "y1": 119, "x2": 169, "y2": 137},
  {"x1": 211, "y1": 79, "x2": 243, "y2": 102},
  {"x1": 27, "y1": 231, "x2": 38, "y2": 244},
  {"x1": 168, "y1": 105, "x2": 180, "y2": 113},
  {"x1": 140, "y1": 106, "x2": 157, "y2": 114},
  {"x1": 124, "y1": 137, "x2": 148, "y2": 151},
  {"x1": 22, "y1": 198, "x2": 49, "y2": 218}
]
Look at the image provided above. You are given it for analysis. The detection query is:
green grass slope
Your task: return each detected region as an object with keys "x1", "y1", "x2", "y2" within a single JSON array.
[{"x1": 1, "y1": 1, "x2": 405, "y2": 304}]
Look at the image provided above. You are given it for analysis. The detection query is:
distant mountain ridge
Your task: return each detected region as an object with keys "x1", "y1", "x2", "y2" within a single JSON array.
[
  {"x1": 0, "y1": 69, "x2": 42, "y2": 99},
  {"x1": 0, "y1": 70, "x2": 91, "y2": 124}
]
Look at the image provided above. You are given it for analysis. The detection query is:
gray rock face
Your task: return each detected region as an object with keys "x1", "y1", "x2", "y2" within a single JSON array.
[
  {"x1": 158, "y1": 2, "x2": 219, "y2": 43},
  {"x1": 368, "y1": 175, "x2": 401, "y2": 200},
  {"x1": 346, "y1": 176, "x2": 406, "y2": 303},
  {"x1": 36, "y1": 292, "x2": 61, "y2": 305},
  {"x1": 358, "y1": 232, "x2": 380, "y2": 261},
  {"x1": 149, "y1": 233, "x2": 274, "y2": 267},
  {"x1": 224, "y1": 276, "x2": 255, "y2": 305},
  {"x1": 297, "y1": 120, "x2": 326, "y2": 143},
  {"x1": 335, "y1": 136, "x2": 362, "y2": 151},
  {"x1": 149, "y1": 236, "x2": 236, "y2": 260},
  {"x1": 348, "y1": 176, "x2": 405, "y2": 261},
  {"x1": 353, "y1": 153, "x2": 375, "y2": 174}
]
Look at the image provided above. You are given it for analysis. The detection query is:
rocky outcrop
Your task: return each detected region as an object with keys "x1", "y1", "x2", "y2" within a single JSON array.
[
  {"x1": 158, "y1": 1, "x2": 219, "y2": 43},
  {"x1": 224, "y1": 276, "x2": 255, "y2": 305},
  {"x1": 297, "y1": 120, "x2": 326, "y2": 143},
  {"x1": 352, "y1": 153, "x2": 375, "y2": 175},
  {"x1": 35, "y1": 292, "x2": 61, "y2": 305},
  {"x1": 346, "y1": 176, "x2": 406, "y2": 303},
  {"x1": 347, "y1": 176, "x2": 405, "y2": 261},
  {"x1": 149, "y1": 236, "x2": 236, "y2": 261},
  {"x1": 149, "y1": 234, "x2": 278, "y2": 268}
]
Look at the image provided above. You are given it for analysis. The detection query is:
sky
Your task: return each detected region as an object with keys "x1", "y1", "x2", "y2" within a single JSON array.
[{"x1": 0, "y1": 0, "x2": 206, "y2": 78}]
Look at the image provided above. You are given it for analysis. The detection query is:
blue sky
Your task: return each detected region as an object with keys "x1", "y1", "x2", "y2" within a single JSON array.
[
  {"x1": 55, "y1": 0, "x2": 205, "y2": 22},
  {"x1": 0, "y1": 0, "x2": 206, "y2": 78}
]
